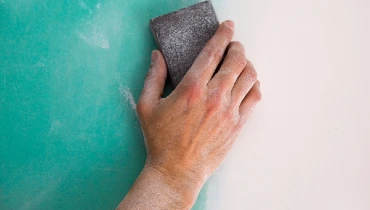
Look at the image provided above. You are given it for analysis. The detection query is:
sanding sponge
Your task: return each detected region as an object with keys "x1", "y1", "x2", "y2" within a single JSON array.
[{"x1": 150, "y1": 1, "x2": 219, "y2": 87}]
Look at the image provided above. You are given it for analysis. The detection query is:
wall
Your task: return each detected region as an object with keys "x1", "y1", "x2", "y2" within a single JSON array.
[
  {"x1": 0, "y1": 0, "x2": 209, "y2": 209},
  {"x1": 210, "y1": 0, "x2": 370, "y2": 209},
  {"x1": 1, "y1": 0, "x2": 369, "y2": 209}
]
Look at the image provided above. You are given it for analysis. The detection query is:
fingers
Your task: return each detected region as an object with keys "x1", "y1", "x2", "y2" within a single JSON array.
[
  {"x1": 208, "y1": 41, "x2": 247, "y2": 93},
  {"x1": 180, "y1": 20, "x2": 235, "y2": 88},
  {"x1": 137, "y1": 50, "x2": 167, "y2": 116},
  {"x1": 231, "y1": 60, "x2": 258, "y2": 106},
  {"x1": 239, "y1": 80, "x2": 261, "y2": 122}
]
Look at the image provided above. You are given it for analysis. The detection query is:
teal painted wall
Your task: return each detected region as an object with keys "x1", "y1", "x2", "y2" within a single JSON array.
[{"x1": 0, "y1": 0, "x2": 209, "y2": 209}]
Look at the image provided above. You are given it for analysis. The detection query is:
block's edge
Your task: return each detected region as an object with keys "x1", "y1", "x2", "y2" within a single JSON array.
[
  {"x1": 149, "y1": 19, "x2": 177, "y2": 87},
  {"x1": 151, "y1": 0, "x2": 212, "y2": 24}
]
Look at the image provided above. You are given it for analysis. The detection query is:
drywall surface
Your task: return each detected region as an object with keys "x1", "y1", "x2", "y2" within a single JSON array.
[
  {"x1": 0, "y1": 0, "x2": 209, "y2": 209},
  {"x1": 1, "y1": 0, "x2": 369, "y2": 209},
  {"x1": 209, "y1": 0, "x2": 370, "y2": 209}
]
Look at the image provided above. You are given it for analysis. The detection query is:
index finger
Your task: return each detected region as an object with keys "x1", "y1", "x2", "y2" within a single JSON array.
[{"x1": 180, "y1": 20, "x2": 235, "y2": 88}]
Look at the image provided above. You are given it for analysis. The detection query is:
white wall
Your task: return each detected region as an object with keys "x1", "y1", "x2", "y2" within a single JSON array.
[{"x1": 210, "y1": 0, "x2": 370, "y2": 209}]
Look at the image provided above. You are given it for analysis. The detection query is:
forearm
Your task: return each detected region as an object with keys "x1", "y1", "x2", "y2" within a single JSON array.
[{"x1": 116, "y1": 165, "x2": 204, "y2": 210}]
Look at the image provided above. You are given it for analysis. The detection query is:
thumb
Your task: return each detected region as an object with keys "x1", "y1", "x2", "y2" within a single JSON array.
[{"x1": 138, "y1": 50, "x2": 167, "y2": 109}]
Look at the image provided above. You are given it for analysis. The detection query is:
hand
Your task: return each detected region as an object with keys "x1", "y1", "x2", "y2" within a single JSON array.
[
  {"x1": 118, "y1": 20, "x2": 261, "y2": 210},
  {"x1": 138, "y1": 20, "x2": 261, "y2": 203}
]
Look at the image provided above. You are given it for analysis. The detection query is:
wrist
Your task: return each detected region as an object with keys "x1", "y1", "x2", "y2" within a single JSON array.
[{"x1": 143, "y1": 163, "x2": 206, "y2": 208}]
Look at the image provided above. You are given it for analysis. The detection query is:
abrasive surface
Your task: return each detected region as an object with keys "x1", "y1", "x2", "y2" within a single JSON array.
[{"x1": 150, "y1": 1, "x2": 219, "y2": 87}]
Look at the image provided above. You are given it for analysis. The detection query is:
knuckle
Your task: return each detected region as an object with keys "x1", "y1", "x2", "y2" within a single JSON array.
[
  {"x1": 186, "y1": 84, "x2": 201, "y2": 97},
  {"x1": 254, "y1": 90, "x2": 262, "y2": 101},
  {"x1": 249, "y1": 88, "x2": 262, "y2": 102},
  {"x1": 246, "y1": 66, "x2": 258, "y2": 82},
  {"x1": 231, "y1": 51, "x2": 248, "y2": 67},
  {"x1": 203, "y1": 44, "x2": 224, "y2": 61},
  {"x1": 136, "y1": 100, "x2": 149, "y2": 117},
  {"x1": 217, "y1": 68, "x2": 239, "y2": 84},
  {"x1": 184, "y1": 84, "x2": 203, "y2": 106},
  {"x1": 218, "y1": 80, "x2": 230, "y2": 92},
  {"x1": 208, "y1": 96, "x2": 223, "y2": 111},
  {"x1": 206, "y1": 89, "x2": 224, "y2": 112},
  {"x1": 206, "y1": 101, "x2": 222, "y2": 117},
  {"x1": 224, "y1": 109, "x2": 238, "y2": 121}
]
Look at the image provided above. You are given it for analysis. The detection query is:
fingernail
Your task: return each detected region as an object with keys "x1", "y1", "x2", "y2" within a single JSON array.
[
  {"x1": 151, "y1": 51, "x2": 158, "y2": 63},
  {"x1": 225, "y1": 20, "x2": 234, "y2": 30}
]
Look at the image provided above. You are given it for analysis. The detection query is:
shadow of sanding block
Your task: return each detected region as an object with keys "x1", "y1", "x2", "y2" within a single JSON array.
[{"x1": 150, "y1": 1, "x2": 219, "y2": 87}]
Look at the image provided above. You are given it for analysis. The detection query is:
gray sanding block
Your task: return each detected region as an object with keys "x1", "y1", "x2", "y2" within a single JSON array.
[{"x1": 150, "y1": 1, "x2": 219, "y2": 87}]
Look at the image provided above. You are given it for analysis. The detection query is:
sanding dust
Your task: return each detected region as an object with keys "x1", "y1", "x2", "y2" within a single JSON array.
[
  {"x1": 79, "y1": 1, "x2": 93, "y2": 14},
  {"x1": 76, "y1": 3, "x2": 110, "y2": 50},
  {"x1": 119, "y1": 85, "x2": 137, "y2": 111},
  {"x1": 77, "y1": 27, "x2": 110, "y2": 49}
]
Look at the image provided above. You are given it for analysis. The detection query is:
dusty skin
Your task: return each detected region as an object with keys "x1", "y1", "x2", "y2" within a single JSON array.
[{"x1": 117, "y1": 20, "x2": 261, "y2": 210}]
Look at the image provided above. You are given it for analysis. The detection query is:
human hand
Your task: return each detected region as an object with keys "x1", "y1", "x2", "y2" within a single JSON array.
[
  {"x1": 137, "y1": 20, "x2": 261, "y2": 196},
  {"x1": 118, "y1": 20, "x2": 261, "y2": 210}
]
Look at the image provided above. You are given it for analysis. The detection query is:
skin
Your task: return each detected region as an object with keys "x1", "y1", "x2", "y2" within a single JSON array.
[{"x1": 117, "y1": 20, "x2": 261, "y2": 210}]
